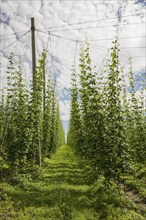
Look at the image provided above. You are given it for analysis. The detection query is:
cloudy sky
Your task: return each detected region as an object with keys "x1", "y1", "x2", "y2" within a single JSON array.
[{"x1": 0, "y1": 0, "x2": 146, "y2": 133}]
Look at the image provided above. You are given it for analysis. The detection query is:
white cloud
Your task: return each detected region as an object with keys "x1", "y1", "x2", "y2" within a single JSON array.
[{"x1": 0, "y1": 0, "x2": 145, "y2": 132}]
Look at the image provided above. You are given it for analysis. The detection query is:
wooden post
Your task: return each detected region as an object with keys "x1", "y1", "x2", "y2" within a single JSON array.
[
  {"x1": 31, "y1": 18, "x2": 41, "y2": 167},
  {"x1": 31, "y1": 18, "x2": 36, "y2": 91}
]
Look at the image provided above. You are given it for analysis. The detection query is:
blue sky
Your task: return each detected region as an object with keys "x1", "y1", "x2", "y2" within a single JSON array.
[{"x1": 0, "y1": 0, "x2": 145, "y2": 133}]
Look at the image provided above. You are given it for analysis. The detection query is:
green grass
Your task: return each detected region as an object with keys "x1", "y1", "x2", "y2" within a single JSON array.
[
  {"x1": 0, "y1": 145, "x2": 145, "y2": 220},
  {"x1": 122, "y1": 164, "x2": 146, "y2": 201},
  {"x1": 123, "y1": 176, "x2": 146, "y2": 199}
]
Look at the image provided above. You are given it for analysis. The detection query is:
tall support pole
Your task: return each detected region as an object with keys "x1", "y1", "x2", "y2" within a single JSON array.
[
  {"x1": 42, "y1": 49, "x2": 47, "y2": 118},
  {"x1": 31, "y1": 18, "x2": 41, "y2": 167},
  {"x1": 31, "y1": 18, "x2": 36, "y2": 91},
  {"x1": 43, "y1": 62, "x2": 46, "y2": 115}
]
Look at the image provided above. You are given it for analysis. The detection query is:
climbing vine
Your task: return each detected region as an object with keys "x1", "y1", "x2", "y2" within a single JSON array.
[
  {"x1": 0, "y1": 50, "x2": 65, "y2": 176},
  {"x1": 68, "y1": 39, "x2": 146, "y2": 183}
]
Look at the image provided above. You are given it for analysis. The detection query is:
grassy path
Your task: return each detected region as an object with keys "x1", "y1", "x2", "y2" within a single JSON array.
[
  {"x1": 0, "y1": 145, "x2": 146, "y2": 220},
  {"x1": 37, "y1": 144, "x2": 97, "y2": 219},
  {"x1": 0, "y1": 145, "x2": 98, "y2": 220}
]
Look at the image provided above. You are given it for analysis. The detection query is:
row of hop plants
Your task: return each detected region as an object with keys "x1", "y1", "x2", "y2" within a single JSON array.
[
  {"x1": 67, "y1": 39, "x2": 146, "y2": 183},
  {"x1": 0, "y1": 50, "x2": 65, "y2": 177}
]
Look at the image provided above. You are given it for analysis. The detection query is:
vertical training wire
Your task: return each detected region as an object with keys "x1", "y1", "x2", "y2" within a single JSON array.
[
  {"x1": 35, "y1": 31, "x2": 41, "y2": 57},
  {"x1": 49, "y1": 32, "x2": 56, "y2": 91},
  {"x1": 73, "y1": 41, "x2": 78, "y2": 68}
]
